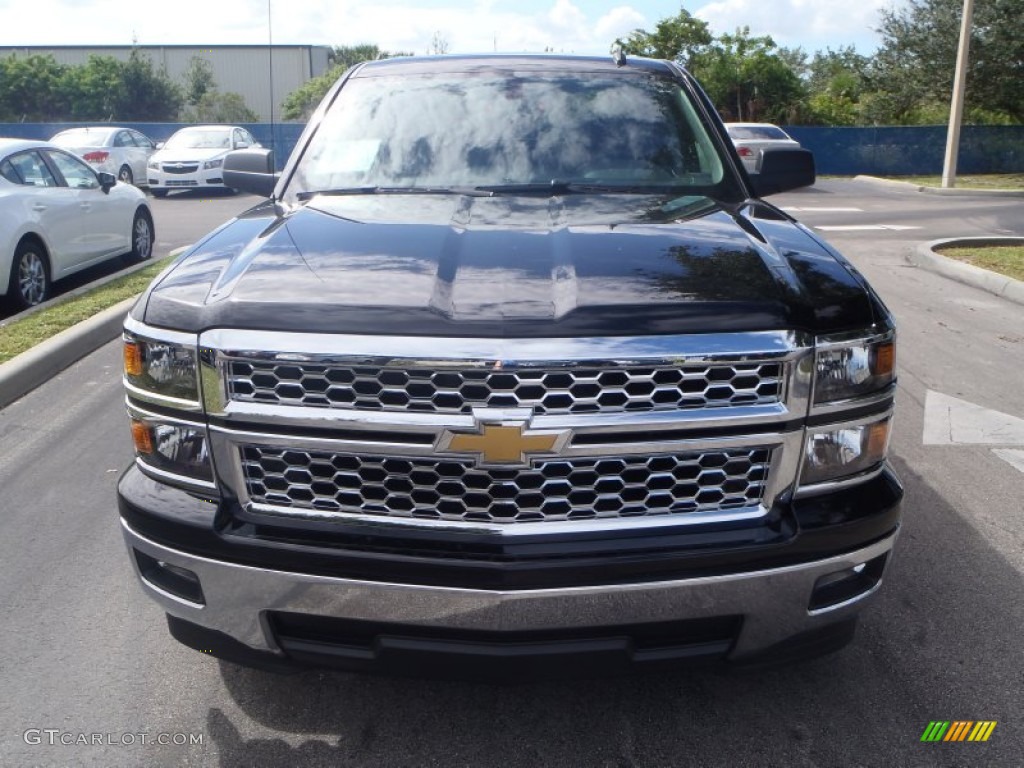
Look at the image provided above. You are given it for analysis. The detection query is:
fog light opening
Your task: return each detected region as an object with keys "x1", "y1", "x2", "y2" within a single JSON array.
[
  {"x1": 809, "y1": 553, "x2": 888, "y2": 613},
  {"x1": 134, "y1": 549, "x2": 205, "y2": 606}
]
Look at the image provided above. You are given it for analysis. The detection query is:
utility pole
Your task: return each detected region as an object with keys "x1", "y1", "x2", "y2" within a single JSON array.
[{"x1": 941, "y1": 0, "x2": 975, "y2": 188}]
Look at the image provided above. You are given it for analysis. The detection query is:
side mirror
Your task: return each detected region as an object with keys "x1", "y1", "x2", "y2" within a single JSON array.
[
  {"x1": 235, "y1": 141, "x2": 250, "y2": 150},
  {"x1": 155, "y1": 142, "x2": 164, "y2": 150},
  {"x1": 98, "y1": 171, "x2": 117, "y2": 193},
  {"x1": 749, "y1": 148, "x2": 816, "y2": 197},
  {"x1": 223, "y1": 148, "x2": 277, "y2": 198}
]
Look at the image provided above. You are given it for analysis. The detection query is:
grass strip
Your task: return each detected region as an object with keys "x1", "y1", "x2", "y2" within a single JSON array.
[
  {"x1": 0, "y1": 256, "x2": 173, "y2": 364},
  {"x1": 893, "y1": 174, "x2": 1024, "y2": 190},
  {"x1": 935, "y1": 245, "x2": 1024, "y2": 282}
]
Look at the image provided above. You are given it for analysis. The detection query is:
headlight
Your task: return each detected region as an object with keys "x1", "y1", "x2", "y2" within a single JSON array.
[
  {"x1": 800, "y1": 415, "x2": 892, "y2": 488},
  {"x1": 147, "y1": 160, "x2": 159, "y2": 170},
  {"x1": 813, "y1": 332, "x2": 895, "y2": 405},
  {"x1": 124, "y1": 330, "x2": 200, "y2": 407},
  {"x1": 130, "y1": 409, "x2": 214, "y2": 490},
  {"x1": 203, "y1": 158, "x2": 224, "y2": 170}
]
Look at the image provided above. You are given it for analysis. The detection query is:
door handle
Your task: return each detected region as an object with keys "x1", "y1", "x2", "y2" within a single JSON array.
[
  {"x1": 31, "y1": 203, "x2": 47, "y2": 211},
  {"x1": 79, "y1": 203, "x2": 91, "y2": 211}
]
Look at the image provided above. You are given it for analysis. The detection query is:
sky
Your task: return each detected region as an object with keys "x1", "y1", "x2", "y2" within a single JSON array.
[{"x1": 0, "y1": 0, "x2": 905, "y2": 57}]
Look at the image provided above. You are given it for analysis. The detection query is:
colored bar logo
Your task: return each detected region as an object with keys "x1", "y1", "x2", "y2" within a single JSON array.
[{"x1": 921, "y1": 721, "x2": 997, "y2": 742}]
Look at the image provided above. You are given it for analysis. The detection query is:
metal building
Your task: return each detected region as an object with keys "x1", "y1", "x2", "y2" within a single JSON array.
[{"x1": 0, "y1": 45, "x2": 332, "y2": 122}]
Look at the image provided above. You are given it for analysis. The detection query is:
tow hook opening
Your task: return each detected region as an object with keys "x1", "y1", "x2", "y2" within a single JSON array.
[
  {"x1": 134, "y1": 549, "x2": 206, "y2": 606},
  {"x1": 808, "y1": 553, "x2": 888, "y2": 614}
]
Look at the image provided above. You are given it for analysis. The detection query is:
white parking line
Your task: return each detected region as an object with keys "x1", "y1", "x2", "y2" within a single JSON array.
[
  {"x1": 993, "y1": 449, "x2": 1024, "y2": 474},
  {"x1": 923, "y1": 391, "x2": 1024, "y2": 446},
  {"x1": 815, "y1": 225, "x2": 921, "y2": 231},
  {"x1": 924, "y1": 391, "x2": 1024, "y2": 476}
]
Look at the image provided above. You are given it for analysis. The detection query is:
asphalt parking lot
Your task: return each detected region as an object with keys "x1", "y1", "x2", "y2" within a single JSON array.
[{"x1": 0, "y1": 179, "x2": 1021, "y2": 766}]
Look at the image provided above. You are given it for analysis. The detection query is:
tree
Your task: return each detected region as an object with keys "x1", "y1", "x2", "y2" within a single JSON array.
[
  {"x1": 59, "y1": 55, "x2": 127, "y2": 121},
  {"x1": 118, "y1": 48, "x2": 182, "y2": 121},
  {"x1": 428, "y1": 32, "x2": 450, "y2": 55},
  {"x1": 281, "y1": 44, "x2": 411, "y2": 121},
  {"x1": 178, "y1": 55, "x2": 256, "y2": 123},
  {"x1": 182, "y1": 91, "x2": 259, "y2": 123},
  {"x1": 0, "y1": 54, "x2": 67, "y2": 121},
  {"x1": 183, "y1": 56, "x2": 216, "y2": 105},
  {"x1": 804, "y1": 47, "x2": 870, "y2": 125},
  {"x1": 0, "y1": 49, "x2": 179, "y2": 121},
  {"x1": 616, "y1": 8, "x2": 712, "y2": 67},
  {"x1": 690, "y1": 28, "x2": 807, "y2": 123},
  {"x1": 870, "y1": 0, "x2": 1024, "y2": 123}
]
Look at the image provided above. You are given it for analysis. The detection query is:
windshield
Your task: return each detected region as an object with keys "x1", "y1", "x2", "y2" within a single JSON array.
[
  {"x1": 52, "y1": 128, "x2": 114, "y2": 146},
  {"x1": 289, "y1": 69, "x2": 741, "y2": 201},
  {"x1": 165, "y1": 129, "x2": 232, "y2": 150}
]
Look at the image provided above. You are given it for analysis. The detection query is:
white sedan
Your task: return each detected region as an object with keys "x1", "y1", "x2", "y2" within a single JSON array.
[
  {"x1": 50, "y1": 126, "x2": 157, "y2": 188},
  {"x1": 0, "y1": 138, "x2": 154, "y2": 310},
  {"x1": 147, "y1": 125, "x2": 260, "y2": 197},
  {"x1": 724, "y1": 123, "x2": 802, "y2": 173}
]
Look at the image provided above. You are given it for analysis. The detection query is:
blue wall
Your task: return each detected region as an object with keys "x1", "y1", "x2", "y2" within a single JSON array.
[
  {"x1": 4, "y1": 122, "x2": 1023, "y2": 176},
  {"x1": 784, "y1": 125, "x2": 1024, "y2": 176}
]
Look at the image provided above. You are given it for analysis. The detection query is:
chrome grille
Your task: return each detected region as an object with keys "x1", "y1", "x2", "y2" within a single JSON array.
[
  {"x1": 241, "y1": 446, "x2": 772, "y2": 524},
  {"x1": 227, "y1": 361, "x2": 784, "y2": 415},
  {"x1": 162, "y1": 163, "x2": 199, "y2": 174}
]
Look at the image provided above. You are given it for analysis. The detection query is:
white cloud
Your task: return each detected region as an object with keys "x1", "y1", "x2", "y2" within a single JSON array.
[
  {"x1": 548, "y1": 0, "x2": 587, "y2": 32},
  {"x1": 0, "y1": 0, "x2": 908, "y2": 57},
  {"x1": 694, "y1": 0, "x2": 900, "y2": 52},
  {"x1": 595, "y1": 6, "x2": 647, "y2": 42}
]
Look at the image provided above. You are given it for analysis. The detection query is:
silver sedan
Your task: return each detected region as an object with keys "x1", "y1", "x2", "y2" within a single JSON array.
[{"x1": 51, "y1": 126, "x2": 157, "y2": 188}]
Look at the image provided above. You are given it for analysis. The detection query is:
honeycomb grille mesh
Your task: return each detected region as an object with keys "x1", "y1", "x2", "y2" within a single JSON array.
[
  {"x1": 241, "y1": 446, "x2": 772, "y2": 524},
  {"x1": 227, "y1": 361, "x2": 784, "y2": 414}
]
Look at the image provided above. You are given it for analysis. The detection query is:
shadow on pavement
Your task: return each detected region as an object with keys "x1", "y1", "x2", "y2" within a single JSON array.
[{"x1": 208, "y1": 454, "x2": 1022, "y2": 767}]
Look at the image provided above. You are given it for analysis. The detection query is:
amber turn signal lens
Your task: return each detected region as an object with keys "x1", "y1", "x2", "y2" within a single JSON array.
[
  {"x1": 867, "y1": 420, "x2": 891, "y2": 457},
  {"x1": 873, "y1": 343, "x2": 895, "y2": 376},
  {"x1": 130, "y1": 419, "x2": 154, "y2": 454},
  {"x1": 124, "y1": 341, "x2": 143, "y2": 377}
]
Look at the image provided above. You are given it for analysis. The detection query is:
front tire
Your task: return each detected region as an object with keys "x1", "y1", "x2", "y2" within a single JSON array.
[
  {"x1": 129, "y1": 209, "x2": 154, "y2": 262},
  {"x1": 118, "y1": 165, "x2": 134, "y2": 185},
  {"x1": 6, "y1": 239, "x2": 50, "y2": 311}
]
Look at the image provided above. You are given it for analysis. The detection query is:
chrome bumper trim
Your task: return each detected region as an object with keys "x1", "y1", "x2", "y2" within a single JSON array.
[{"x1": 123, "y1": 520, "x2": 898, "y2": 660}]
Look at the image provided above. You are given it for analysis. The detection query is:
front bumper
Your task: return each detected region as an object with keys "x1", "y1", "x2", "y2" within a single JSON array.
[
  {"x1": 122, "y1": 513, "x2": 898, "y2": 676},
  {"x1": 148, "y1": 168, "x2": 227, "y2": 190}
]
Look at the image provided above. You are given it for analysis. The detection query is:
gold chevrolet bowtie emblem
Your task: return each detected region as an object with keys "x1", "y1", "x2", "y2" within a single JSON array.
[{"x1": 446, "y1": 423, "x2": 563, "y2": 466}]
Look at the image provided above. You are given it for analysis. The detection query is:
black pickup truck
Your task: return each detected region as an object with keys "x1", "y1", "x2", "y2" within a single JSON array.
[{"x1": 118, "y1": 54, "x2": 901, "y2": 678}]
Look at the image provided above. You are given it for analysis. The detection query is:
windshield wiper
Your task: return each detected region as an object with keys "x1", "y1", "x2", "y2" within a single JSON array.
[
  {"x1": 296, "y1": 186, "x2": 492, "y2": 201},
  {"x1": 296, "y1": 182, "x2": 702, "y2": 201}
]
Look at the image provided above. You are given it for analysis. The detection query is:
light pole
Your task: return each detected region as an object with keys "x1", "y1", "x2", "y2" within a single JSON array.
[{"x1": 941, "y1": 0, "x2": 975, "y2": 188}]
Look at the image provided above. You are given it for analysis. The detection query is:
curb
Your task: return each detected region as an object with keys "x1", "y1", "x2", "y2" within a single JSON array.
[
  {"x1": 908, "y1": 237, "x2": 1024, "y2": 306},
  {"x1": 0, "y1": 246, "x2": 190, "y2": 411},
  {"x1": 0, "y1": 253, "x2": 165, "y2": 331},
  {"x1": 854, "y1": 175, "x2": 1024, "y2": 198},
  {"x1": 0, "y1": 297, "x2": 136, "y2": 410}
]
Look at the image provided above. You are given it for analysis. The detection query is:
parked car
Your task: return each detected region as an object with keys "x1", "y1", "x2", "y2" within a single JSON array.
[
  {"x1": 147, "y1": 125, "x2": 260, "y2": 197},
  {"x1": 725, "y1": 122, "x2": 802, "y2": 173},
  {"x1": 50, "y1": 126, "x2": 157, "y2": 188},
  {"x1": 119, "y1": 55, "x2": 899, "y2": 677},
  {"x1": 0, "y1": 138, "x2": 154, "y2": 310}
]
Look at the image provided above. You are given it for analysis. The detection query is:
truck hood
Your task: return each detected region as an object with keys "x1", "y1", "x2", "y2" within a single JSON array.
[{"x1": 140, "y1": 193, "x2": 876, "y2": 336}]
